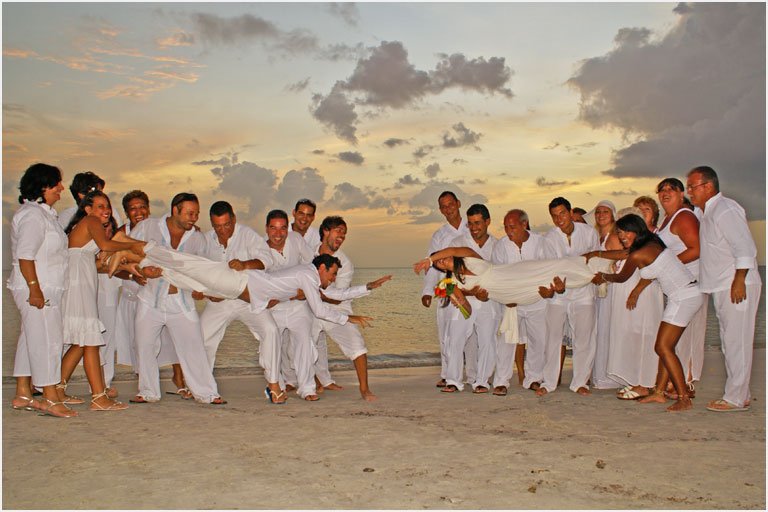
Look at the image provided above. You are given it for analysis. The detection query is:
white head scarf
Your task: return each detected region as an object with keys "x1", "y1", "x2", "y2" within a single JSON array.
[{"x1": 585, "y1": 199, "x2": 617, "y2": 228}]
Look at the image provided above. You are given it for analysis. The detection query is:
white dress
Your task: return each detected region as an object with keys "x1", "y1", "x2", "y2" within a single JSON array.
[
  {"x1": 62, "y1": 239, "x2": 106, "y2": 346},
  {"x1": 606, "y1": 259, "x2": 664, "y2": 387},
  {"x1": 592, "y1": 238, "x2": 621, "y2": 389}
]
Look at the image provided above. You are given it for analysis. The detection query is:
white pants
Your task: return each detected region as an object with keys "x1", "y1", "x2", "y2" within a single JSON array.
[
  {"x1": 675, "y1": 299, "x2": 708, "y2": 383},
  {"x1": 592, "y1": 295, "x2": 621, "y2": 389},
  {"x1": 313, "y1": 332, "x2": 335, "y2": 386},
  {"x1": 114, "y1": 295, "x2": 178, "y2": 369},
  {"x1": 12, "y1": 287, "x2": 64, "y2": 387},
  {"x1": 134, "y1": 301, "x2": 219, "y2": 402},
  {"x1": 546, "y1": 301, "x2": 596, "y2": 392},
  {"x1": 444, "y1": 301, "x2": 498, "y2": 391},
  {"x1": 272, "y1": 303, "x2": 317, "y2": 398},
  {"x1": 97, "y1": 298, "x2": 119, "y2": 387},
  {"x1": 313, "y1": 318, "x2": 368, "y2": 386},
  {"x1": 493, "y1": 305, "x2": 548, "y2": 390},
  {"x1": 200, "y1": 299, "x2": 281, "y2": 383},
  {"x1": 712, "y1": 284, "x2": 761, "y2": 408}
]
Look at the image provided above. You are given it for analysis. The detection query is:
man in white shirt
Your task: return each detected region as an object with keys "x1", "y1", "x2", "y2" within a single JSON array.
[
  {"x1": 289, "y1": 198, "x2": 322, "y2": 250},
  {"x1": 312, "y1": 216, "x2": 391, "y2": 401},
  {"x1": 198, "y1": 201, "x2": 284, "y2": 399},
  {"x1": 490, "y1": 209, "x2": 557, "y2": 395},
  {"x1": 421, "y1": 191, "x2": 473, "y2": 388},
  {"x1": 686, "y1": 166, "x2": 761, "y2": 412},
  {"x1": 543, "y1": 197, "x2": 600, "y2": 396},
  {"x1": 129, "y1": 193, "x2": 225, "y2": 404},
  {"x1": 263, "y1": 209, "x2": 319, "y2": 400},
  {"x1": 442, "y1": 204, "x2": 501, "y2": 393}
]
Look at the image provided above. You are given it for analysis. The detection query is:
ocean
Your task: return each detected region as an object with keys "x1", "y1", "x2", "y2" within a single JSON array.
[{"x1": 2, "y1": 267, "x2": 765, "y2": 379}]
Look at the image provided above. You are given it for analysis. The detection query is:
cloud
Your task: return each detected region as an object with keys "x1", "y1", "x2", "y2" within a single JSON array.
[
  {"x1": 274, "y1": 167, "x2": 327, "y2": 208},
  {"x1": 209, "y1": 158, "x2": 278, "y2": 216},
  {"x1": 191, "y1": 157, "x2": 230, "y2": 166},
  {"x1": 543, "y1": 142, "x2": 560, "y2": 150},
  {"x1": 311, "y1": 149, "x2": 325, "y2": 155},
  {"x1": 470, "y1": 178, "x2": 487, "y2": 185},
  {"x1": 609, "y1": 189, "x2": 639, "y2": 196},
  {"x1": 442, "y1": 122, "x2": 482, "y2": 148},
  {"x1": 285, "y1": 77, "x2": 310, "y2": 93},
  {"x1": 563, "y1": 141, "x2": 598, "y2": 154},
  {"x1": 567, "y1": 3, "x2": 765, "y2": 218},
  {"x1": 327, "y1": 182, "x2": 391, "y2": 211},
  {"x1": 156, "y1": 31, "x2": 195, "y2": 48},
  {"x1": 394, "y1": 174, "x2": 423, "y2": 189},
  {"x1": 412, "y1": 145, "x2": 433, "y2": 160},
  {"x1": 383, "y1": 137, "x2": 409, "y2": 148},
  {"x1": 337, "y1": 151, "x2": 364, "y2": 165},
  {"x1": 424, "y1": 163, "x2": 441, "y2": 179},
  {"x1": 452, "y1": 158, "x2": 468, "y2": 165},
  {"x1": 311, "y1": 41, "x2": 513, "y2": 142},
  {"x1": 150, "y1": 199, "x2": 167, "y2": 211},
  {"x1": 535, "y1": 176, "x2": 580, "y2": 188},
  {"x1": 328, "y1": 2, "x2": 360, "y2": 27}
]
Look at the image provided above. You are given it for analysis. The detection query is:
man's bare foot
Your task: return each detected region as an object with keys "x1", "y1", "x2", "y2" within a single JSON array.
[
  {"x1": 285, "y1": 384, "x2": 297, "y2": 392},
  {"x1": 535, "y1": 387, "x2": 549, "y2": 397},
  {"x1": 435, "y1": 378, "x2": 447, "y2": 388},
  {"x1": 529, "y1": 382, "x2": 541, "y2": 391},
  {"x1": 304, "y1": 394, "x2": 319, "y2": 401},
  {"x1": 638, "y1": 392, "x2": 666, "y2": 404},
  {"x1": 666, "y1": 398, "x2": 692, "y2": 412},
  {"x1": 360, "y1": 389, "x2": 377, "y2": 402},
  {"x1": 324, "y1": 383, "x2": 343, "y2": 391},
  {"x1": 576, "y1": 386, "x2": 591, "y2": 396}
]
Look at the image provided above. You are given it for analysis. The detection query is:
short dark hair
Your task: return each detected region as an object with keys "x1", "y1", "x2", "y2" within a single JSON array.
[
  {"x1": 656, "y1": 177, "x2": 685, "y2": 193},
  {"x1": 466, "y1": 203, "x2": 490, "y2": 220},
  {"x1": 438, "y1": 191, "x2": 458, "y2": 202},
  {"x1": 615, "y1": 214, "x2": 666, "y2": 253},
  {"x1": 170, "y1": 192, "x2": 198, "y2": 212},
  {"x1": 548, "y1": 197, "x2": 571, "y2": 212},
  {"x1": 209, "y1": 200, "x2": 234, "y2": 218},
  {"x1": 293, "y1": 198, "x2": 316, "y2": 214},
  {"x1": 69, "y1": 171, "x2": 104, "y2": 202},
  {"x1": 312, "y1": 253, "x2": 342, "y2": 270},
  {"x1": 18, "y1": 163, "x2": 62, "y2": 204},
  {"x1": 122, "y1": 190, "x2": 149, "y2": 213},
  {"x1": 688, "y1": 165, "x2": 720, "y2": 192},
  {"x1": 319, "y1": 215, "x2": 347, "y2": 241},
  {"x1": 572, "y1": 207, "x2": 587, "y2": 216},
  {"x1": 266, "y1": 209, "x2": 289, "y2": 224}
]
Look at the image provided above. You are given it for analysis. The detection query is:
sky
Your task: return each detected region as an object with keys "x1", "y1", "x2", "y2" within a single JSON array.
[{"x1": 2, "y1": 2, "x2": 765, "y2": 267}]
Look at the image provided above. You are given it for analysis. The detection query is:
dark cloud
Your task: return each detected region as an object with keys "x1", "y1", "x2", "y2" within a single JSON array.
[
  {"x1": 191, "y1": 157, "x2": 230, "y2": 166},
  {"x1": 337, "y1": 151, "x2": 364, "y2": 165},
  {"x1": 275, "y1": 167, "x2": 327, "y2": 209},
  {"x1": 412, "y1": 145, "x2": 433, "y2": 160},
  {"x1": 311, "y1": 41, "x2": 514, "y2": 143},
  {"x1": 452, "y1": 158, "x2": 468, "y2": 165},
  {"x1": 311, "y1": 149, "x2": 325, "y2": 155},
  {"x1": 150, "y1": 199, "x2": 167, "y2": 211},
  {"x1": 470, "y1": 178, "x2": 487, "y2": 185},
  {"x1": 394, "y1": 174, "x2": 422, "y2": 188},
  {"x1": 609, "y1": 189, "x2": 639, "y2": 196},
  {"x1": 424, "y1": 163, "x2": 441, "y2": 179},
  {"x1": 383, "y1": 137, "x2": 409, "y2": 148},
  {"x1": 535, "y1": 176, "x2": 580, "y2": 188},
  {"x1": 285, "y1": 77, "x2": 310, "y2": 93},
  {"x1": 567, "y1": 3, "x2": 765, "y2": 218},
  {"x1": 209, "y1": 158, "x2": 278, "y2": 216},
  {"x1": 328, "y1": 182, "x2": 392, "y2": 211},
  {"x1": 543, "y1": 142, "x2": 560, "y2": 150},
  {"x1": 327, "y1": 2, "x2": 360, "y2": 27},
  {"x1": 442, "y1": 122, "x2": 482, "y2": 148}
]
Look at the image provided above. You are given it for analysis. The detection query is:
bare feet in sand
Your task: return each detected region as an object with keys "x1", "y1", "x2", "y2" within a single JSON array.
[
  {"x1": 285, "y1": 384, "x2": 297, "y2": 392},
  {"x1": 666, "y1": 397, "x2": 692, "y2": 412},
  {"x1": 638, "y1": 392, "x2": 666, "y2": 404},
  {"x1": 360, "y1": 389, "x2": 377, "y2": 402},
  {"x1": 535, "y1": 387, "x2": 549, "y2": 397},
  {"x1": 576, "y1": 387, "x2": 591, "y2": 396},
  {"x1": 324, "y1": 383, "x2": 343, "y2": 391},
  {"x1": 304, "y1": 394, "x2": 319, "y2": 401}
]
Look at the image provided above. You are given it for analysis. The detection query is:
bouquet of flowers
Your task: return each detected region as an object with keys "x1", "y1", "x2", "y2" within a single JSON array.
[{"x1": 435, "y1": 277, "x2": 471, "y2": 319}]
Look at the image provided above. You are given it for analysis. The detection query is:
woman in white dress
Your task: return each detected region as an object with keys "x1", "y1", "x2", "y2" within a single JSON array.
[
  {"x1": 59, "y1": 191, "x2": 145, "y2": 411},
  {"x1": 593, "y1": 214, "x2": 703, "y2": 412},
  {"x1": 656, "y1": 178, "x2": 706, "y2": 398},
  {"x1": 8, "y1": 164, "x2": 77, "y2": 418},
  {"x1": 587, "y1": 200, "x2": 624, "y2": 390}
]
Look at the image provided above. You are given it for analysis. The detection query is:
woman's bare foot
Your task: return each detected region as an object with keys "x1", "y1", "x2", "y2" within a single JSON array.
[
  {"x1": 666, "y1": 397, "x2": 693, "y2": 412},
  {"x1": 535, "y1": 387, "x2": 549, "y2": 397},
  {"x1": 38, "y1": 399, "x2": 78, "y2": 418},
  {"x1": 576, "y1": 386, "x2": 591, "y2": 396},
  {"x1": 304, "y1": 394, "x2": 319, "y2": 401},
  {"x1": 324, "y1": 383, "x2": 343, "y2": 391},
  {"x1": 360, "y1": 389, "x2": 377, "y2": 402},
  {"x1": 638, "y1": 392, "x2": 666, "y2": 404},
  {"x1": 90, "y1": 392, "x2": 128, "y2": 411}
]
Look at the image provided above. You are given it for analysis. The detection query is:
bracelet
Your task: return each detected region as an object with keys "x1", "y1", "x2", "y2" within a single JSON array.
[
  {"x1": 27, "y1": 280, "x2": 38, "y2": 286},
  {"x1": 426, "y1": 257, "x2": 433, "y2": 266}
]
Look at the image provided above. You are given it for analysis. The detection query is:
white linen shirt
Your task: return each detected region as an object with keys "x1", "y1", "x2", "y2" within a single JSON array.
[
  {"x1": 316, "y1": 248, "x2": 355, "y2": 315},
  {"x1": 698, "y1": 193, "x2": 761, "y2": 293},
  {"x1": 8, "y1": 201, "x2": 69, "y2": 291},
  {"x1": 449, "y1": 233, "x2": 501, "y2": 315},
  {"x1": 491, "y1": 232, "x2": 554, "y2": 312},
  {"x1": 267, "y1": 231, "x2": 315, "y2": 312},
  {"x1": 204, "y1": 223, "x2": 273, "y2": 270},
  {"x1": 245, "y1": 264, "x2": 369, "y2": 323},
  {"x1": 130, "y1": 215, "x2": 208, "y2": 312},
  {"x1": 544, "y1": 222, "x2": 599, "y2": 304},
  {"x1": 289, "y1": 223, "x2": 322, "y2": 252},
  {"x1": 421, "y1": 220, "x2": 470, "y2": 296}
]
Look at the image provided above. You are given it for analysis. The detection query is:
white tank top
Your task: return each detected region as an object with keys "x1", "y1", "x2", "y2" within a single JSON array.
[
  {"x1": 639, "y1": 248, "x2": 697, "y2": 299},
  {"x1": 657, "y1": 208, "x2": 699, "y2": 278}
]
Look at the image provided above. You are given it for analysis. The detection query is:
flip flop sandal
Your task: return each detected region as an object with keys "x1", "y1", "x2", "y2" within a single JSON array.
[
  {"x1": 441, "y1": 384, "x2": 459, "y2": 393},
  {"x1": 492, "y1": 386, "x2": 508, "y2": 396}
]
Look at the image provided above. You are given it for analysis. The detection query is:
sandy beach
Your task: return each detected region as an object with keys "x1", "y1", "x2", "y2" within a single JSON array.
[{"x1": 3, "y1": 348, "x2": 765, "y2": 510}]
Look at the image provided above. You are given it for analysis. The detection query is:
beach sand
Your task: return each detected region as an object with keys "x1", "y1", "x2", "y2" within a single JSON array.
[{"x1": 3, "y1": 348, "x2": 765, "y2": 510}]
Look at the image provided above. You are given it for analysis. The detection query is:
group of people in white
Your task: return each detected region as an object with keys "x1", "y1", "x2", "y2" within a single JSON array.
[
  {"x1": 9, "y1": 163, "x2": 391, "y2": 418},
  {"x1": 412, "y1": 165, "x2": 760, "y2": 413}
]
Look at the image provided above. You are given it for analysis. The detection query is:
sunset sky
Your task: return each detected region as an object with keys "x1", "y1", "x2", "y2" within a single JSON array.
[{"x1": 3, "y1": 2, "x2": 765, "y2": 267}]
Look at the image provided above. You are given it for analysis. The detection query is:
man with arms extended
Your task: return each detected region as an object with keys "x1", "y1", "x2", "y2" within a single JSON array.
[{"x1": 686, "y1": 166, "x2": 761, "y2": 412}]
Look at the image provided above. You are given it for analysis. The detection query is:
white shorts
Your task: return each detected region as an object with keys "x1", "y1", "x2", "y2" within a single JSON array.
[{"x1": 662, "y1": 291, "x2": 704, "y2": 327}]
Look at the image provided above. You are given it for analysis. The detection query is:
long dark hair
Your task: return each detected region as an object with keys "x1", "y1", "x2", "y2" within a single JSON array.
[
  {"x1": 431, "y1": 254, "x2": 467, "y2": 308},
  {"x1": 65, "y1": 190, "x2": 111, "y2": 234},
  {"x1": 615, "y1": 214, "x2": 666, "y2": 253}
]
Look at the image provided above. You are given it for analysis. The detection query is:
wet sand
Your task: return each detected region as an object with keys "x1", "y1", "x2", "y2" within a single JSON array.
[{"x1": 3, "y1": 349, "x2": 765, "y2": 509}]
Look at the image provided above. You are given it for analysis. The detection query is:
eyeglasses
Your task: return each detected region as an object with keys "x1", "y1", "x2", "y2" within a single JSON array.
[{"x1": 686, "y1": 182, "x2": 709, "y2": 192}]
